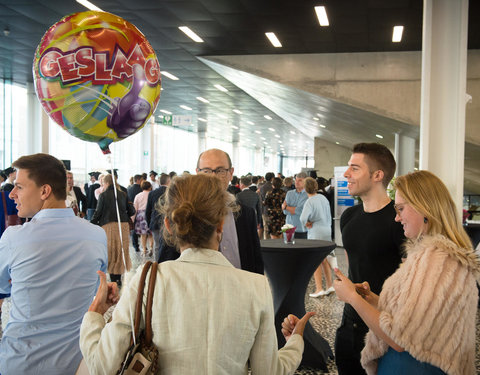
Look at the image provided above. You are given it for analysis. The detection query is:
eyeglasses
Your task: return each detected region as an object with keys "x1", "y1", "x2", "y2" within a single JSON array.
[
  {"x1": 198, "y1": 167, "x2": 231, "y2": 177},
  {"x1": 394, "y1": 203, "x2": 407, "y2": 215}
]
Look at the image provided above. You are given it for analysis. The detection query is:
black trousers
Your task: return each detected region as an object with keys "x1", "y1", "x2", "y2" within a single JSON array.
[
  {"x1": 295, "y1": 231, "x2": 308, "y2": 239},
  {"x1": 335, "y1": 312, "x2": 369, "y2": 375}
]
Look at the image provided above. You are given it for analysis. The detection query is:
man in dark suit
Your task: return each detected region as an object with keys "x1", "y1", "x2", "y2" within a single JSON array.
[
  {"x1": 145, "y1": 173, "x2": 170, "y2": 259},
  {"x1": 196, "y1": 149, "x2": 263, "y2": 274},
  {"x1": 66, "y1": 171, "x2": 86, "y2": 217},
  {"x1": 249, "y1": 175, "x2": 259, "y2": 192},
  {"x1": 84, "y1": 172, "x2": 100, "y2": 221},
  {"x1": 127, "y1": 174, "x2": 143, "y2": 252},
  {"x1": 237, "y1": 175, "x2": 262, "y2": 229}
]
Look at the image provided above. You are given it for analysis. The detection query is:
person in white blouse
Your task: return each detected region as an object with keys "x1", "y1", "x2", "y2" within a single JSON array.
[
  {"x1": 80, "y1": 173, "x2": 314, "y2": 375},
  {"x1": 300, "y1": 177, "x2": 334, "y2": 297}
]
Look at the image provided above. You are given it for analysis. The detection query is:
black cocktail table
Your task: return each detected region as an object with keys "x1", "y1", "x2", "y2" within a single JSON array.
[{"x1": 260, "y1": 238, "x2": 336, "y2": 371}]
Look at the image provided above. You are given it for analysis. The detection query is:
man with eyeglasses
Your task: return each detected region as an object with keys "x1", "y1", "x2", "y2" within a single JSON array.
[
  {"x1": 196, "y1": 148, "x2": 263, "y2": 274},
  {"x1": 334, "y1": 143, "x2": 405, "y2": 375}
]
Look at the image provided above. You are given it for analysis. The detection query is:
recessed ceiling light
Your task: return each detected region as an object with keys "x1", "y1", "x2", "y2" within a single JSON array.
[
  {"x1": 180, "y1": 105, "x2": 192, "y2": 111},
  {"x1": 275, "y1": 134, "x2": 280, "y2": 138},
  {"x1": 261, "y1": 137, "x2": 266, "y2": 140},
  {"x1": 178, "y1": 26, "x2": 204, "y2": 43},
  {"x1": 313, "y1": 117, "x2": 319, "y2": 121},
  {"x1": 278, "y1": 140, "x2": 282, "y2": 143},
  {"x1": 162, "y1": 71, "x2": 179, "y2": 80},
  {"x1": 314, "y1": 6, "x2": 329, "y2": 27},
  {"x1": 218, "y1": 114, "x2": 228, "y2": 119},
  {"x1": 290, "y1": 131, "x2": 296, "y2": 135},
  {"x1": 265, "y1": 32, "x2": 282, "y2": 48},
  {"x1": 335, "y1": 142, "x2": 340, "y2": 145},
  {"x1": 392, "y1": 26, "x2": 404, "y2": 42},
  {"x1": 233, "y1": 109, "x2": 242, "y2": 114},
  {"x1": 76, "y1": 0, "x2": 103, "y2": 11},
  {"x1": 264, "y1": 115, "x2": 273, "y2": 120},
  {"x1": 263, "y1": 142, "x2": 268, "y2": 145},
  {"x1": 247, "y1": 121, "x2": 255, "y2": 125},
  {"x1": 196, "y1": 97, "x2": 209, "y2": 103},
  {"x1": 160, "y1": 109, "x2": 172, "y2": 115},
  {"x1": 198, "y1": 117, "x2": 207, "y2": 122},
  {"x1": 268, "y1": 128, "x2": 275, "y2": 132},
  {"x1": 232, "y1": 125, "x2": 239, "y2": 130},
  {"x1": 319, "y1": 124, "x2": 326, "y2": 128},
  {"x1": 255, "y1": 130, "x2": 262, "y2": 134},
  {"x1": 214, "y1": 84, "x2": 228, "y2": 92}
]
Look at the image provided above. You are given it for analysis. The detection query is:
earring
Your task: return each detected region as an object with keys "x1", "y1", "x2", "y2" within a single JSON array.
[{"x1": 424, "y1": 217, "x2": 428, "y2": 223}]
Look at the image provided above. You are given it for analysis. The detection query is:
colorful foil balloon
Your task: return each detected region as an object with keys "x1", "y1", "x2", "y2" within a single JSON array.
[{"x1": 33, "y1": 11, "x2": 161, "y2": 153}]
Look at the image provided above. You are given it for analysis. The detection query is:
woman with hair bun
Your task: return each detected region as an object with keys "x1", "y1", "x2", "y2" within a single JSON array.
[
  {"x1": 80, "y1": 173, "x2": 314, "y2": 375},
  {"x1": 329, "y1": 170, "x2": 479, "y2": 374}
]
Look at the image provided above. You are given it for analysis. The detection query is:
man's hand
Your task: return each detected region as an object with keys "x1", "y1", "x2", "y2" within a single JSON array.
[
  {"x1": 88, "y1": 271, "x2": 120, "y2": 315},
  {"x1": 305, "y1": 221, "x2": 313, "y2": 229},
  {"x1": 281, "y1": 311, "x2": 316, "y2": 341},
  {"x1": 285, "y1": 206, "x2": 296, "y2": 215},
  {"x1": 281, "y1": 201, "x2": 287, "y2": 210},
  {"x1": 333, "y1": 268, "x2": 359, "y2": 305}
]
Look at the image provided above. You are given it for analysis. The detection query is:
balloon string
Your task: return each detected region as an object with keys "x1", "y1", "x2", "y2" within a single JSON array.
[{"x1": 106, "y1": 151, "x2": 136, "y2": 347}]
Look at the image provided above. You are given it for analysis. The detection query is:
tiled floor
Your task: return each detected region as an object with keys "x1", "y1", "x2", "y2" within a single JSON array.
[{"x1": 1, "y1": 246, "x2": 479, "y2": 374}]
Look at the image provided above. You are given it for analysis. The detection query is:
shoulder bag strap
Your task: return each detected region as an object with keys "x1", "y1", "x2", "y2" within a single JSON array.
[
  {"x1": 1, "y1": 192, "x2": 8, "y2": 229},
  {"x1": 133, "y1": 261, "x2": 153, "y2": 342},
  {"x1": 144, "y1": 262, "x2": 158, "y2": 345}
]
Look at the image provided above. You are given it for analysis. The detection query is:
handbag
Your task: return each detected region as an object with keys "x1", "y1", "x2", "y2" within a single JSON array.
[
  {"x1": 1, "y1": 192, "x2": 21, "y2": 228},
  {"x1": 117, "y1": 261, "x2": 159, "y2": 375}
]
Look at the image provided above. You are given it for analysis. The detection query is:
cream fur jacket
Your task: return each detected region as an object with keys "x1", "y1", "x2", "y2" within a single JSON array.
[{"x1": 361, "y1": 234, "x2": 480, "y2": 375}]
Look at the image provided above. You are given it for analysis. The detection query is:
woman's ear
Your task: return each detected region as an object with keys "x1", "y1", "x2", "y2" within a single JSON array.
[
  {"x1": 164, "y1": 217, "x2": 173, "y2": 234},
  {"x1": 217, "y1": 218, "x2": 225, "y2": 234}
]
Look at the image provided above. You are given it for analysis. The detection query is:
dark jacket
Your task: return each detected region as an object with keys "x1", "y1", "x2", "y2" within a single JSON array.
[
  {"x1": 73, "y1": 186, "x2": 87, "y2": 214},
  {"x1": 127, "y1": 183, "x2": 142, "y2": 203},
  {"x1": 85, "y1": 182, "x2": 100, "y2": 209},
  {"x1": 236, "y1": 189, "x2": 262, "y2": 227},
  {"x1": 145, "y1": 185, "x2": 167, "y2": 231},
  {"x1": 90, "y1": 186, "x2": 135, "y2": 226},
  {"x1": 156, "y1": 203, "x2": 263, "y2": 275}
]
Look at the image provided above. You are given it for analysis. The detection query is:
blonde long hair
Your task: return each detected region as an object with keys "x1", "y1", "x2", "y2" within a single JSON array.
[{"x1": 394, "y1": 170, "x2": 472, "y2": 249}]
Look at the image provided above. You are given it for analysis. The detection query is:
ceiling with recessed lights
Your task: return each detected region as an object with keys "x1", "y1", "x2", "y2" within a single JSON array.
[{"x1": 0, "y1": 0, "x2": 479, "y2": 179}]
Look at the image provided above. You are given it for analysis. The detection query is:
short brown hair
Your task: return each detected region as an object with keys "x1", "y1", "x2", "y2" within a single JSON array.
[
  {"x1": 141, "y1": 181, "x2": 152, "y2": 191},
  {"x1": 352, "y1": 143, "x2": 396, "y2": 188},
  {"x1": 240, "y1": 175, "x2": 252, "y2": 186},
  {"x1": 12, "y1": 153, "x2": 66, "y2": 200},
  {"x1": 162, "y1": 174, "x2": 237, "y2": 249},
  {"x1": 304, "y1": 177, "x2": 318, "y2": 194},
  {"x1": 272, "y1": 177, "x2": 282, "y2": 189}
]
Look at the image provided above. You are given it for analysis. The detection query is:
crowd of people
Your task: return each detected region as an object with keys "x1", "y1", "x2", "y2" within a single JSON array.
[{"x1": 0, "y1": 142, "x2": 477, "y2": 375}]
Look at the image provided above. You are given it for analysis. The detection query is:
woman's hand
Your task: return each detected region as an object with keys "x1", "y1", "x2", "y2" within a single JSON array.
[
  {"x1": 333, "y1": 268, "x2": 359, "y2": 305},
  {"x1": 281, "y1": 311, "x2": 316, "y2": 341},
  {"x1": 354, "y1": 281, "x2": 379, "y2": 307},
  {"x1": 88, "y1": 271, "x2": 120, "y2": 315}
]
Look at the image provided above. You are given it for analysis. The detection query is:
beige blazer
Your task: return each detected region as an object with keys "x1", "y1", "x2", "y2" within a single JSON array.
[{"x1": 80, "y1": 248, "x2": 304, "y2": 375}]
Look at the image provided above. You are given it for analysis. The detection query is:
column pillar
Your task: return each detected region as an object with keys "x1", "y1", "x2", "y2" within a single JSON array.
[
  {"x1": 394, "y1": 134, "x2": 415, "y2": 176},
  {"x1": 197, "y1": 131, "x2": 206, "y2": 153},
  {"x1": 420, "y1": 0, "x2": 469, "y2": 211},
  {"x1": 232, "y1": 141, "x2": 239, "y2": 170}
]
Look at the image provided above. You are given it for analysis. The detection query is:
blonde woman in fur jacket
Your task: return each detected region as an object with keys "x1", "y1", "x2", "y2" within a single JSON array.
[{"x1": 283, "y1": 170, "x2": 479, "y2": 374}]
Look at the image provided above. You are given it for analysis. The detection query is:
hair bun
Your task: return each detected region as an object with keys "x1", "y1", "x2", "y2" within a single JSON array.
[{"x1": 171, "y1": 201, "x2": 195, "y2": 235}]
